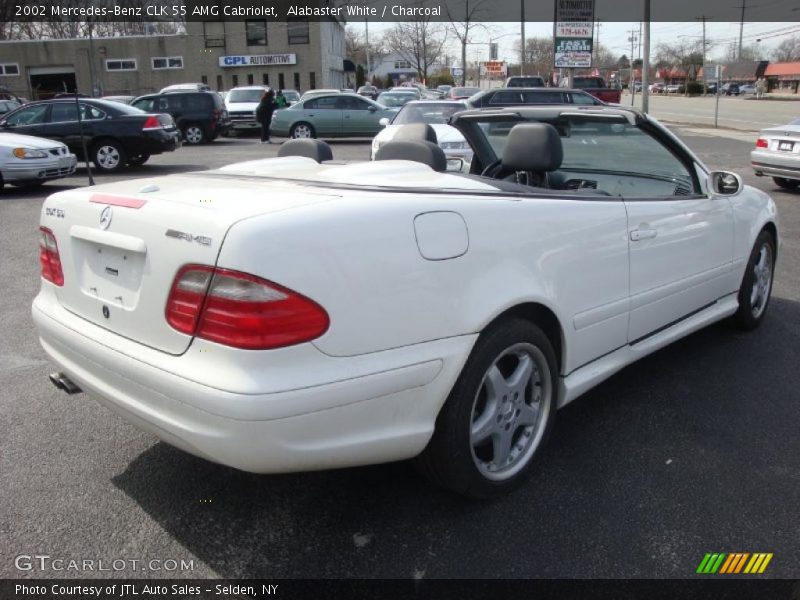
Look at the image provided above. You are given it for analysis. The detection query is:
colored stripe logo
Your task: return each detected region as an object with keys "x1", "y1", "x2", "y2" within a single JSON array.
[{"x1": 697, "y1": 552, "x2": 773, "y2": 574}]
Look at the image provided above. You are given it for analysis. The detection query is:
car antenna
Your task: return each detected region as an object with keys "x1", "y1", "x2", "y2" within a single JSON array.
[{"x1": 71, "y1": 87, "x2": 95, "y2": 186}]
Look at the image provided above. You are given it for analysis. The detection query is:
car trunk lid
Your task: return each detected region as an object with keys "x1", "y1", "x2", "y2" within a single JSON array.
[{"x1": 42, "y1": 173, "x2": 334, "y2": 354}]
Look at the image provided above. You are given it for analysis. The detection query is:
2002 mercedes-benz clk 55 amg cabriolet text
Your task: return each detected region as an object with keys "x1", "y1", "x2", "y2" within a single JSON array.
[{"x1": 33, "y1": 106, "x2": 778, "y2": 497}]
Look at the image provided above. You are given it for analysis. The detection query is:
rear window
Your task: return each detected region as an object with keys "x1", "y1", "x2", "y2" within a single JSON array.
[
  {"x1": 508, "y1": 77, "x2": 545, "y2": 87},
  {"x1": 228, "y1": 89, "x2": 264, "y2": 103}
]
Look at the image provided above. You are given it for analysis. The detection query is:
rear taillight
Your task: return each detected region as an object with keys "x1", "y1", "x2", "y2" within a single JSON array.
[
  {"x1": 142, "y1": 115, "x2": 163, "y2": 130},
  {"x1": 756, "y1": 138, "x2": 768, "y2": 148},
  {"x1": 39, "y1": 226, "x2": 64, "y2": 286},
  {"x1": 165, "y1": 265, "x2": 329, "y2": 350}
]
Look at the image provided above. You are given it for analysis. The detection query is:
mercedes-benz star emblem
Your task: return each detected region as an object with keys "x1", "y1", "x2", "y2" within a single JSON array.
[{"x1": 99, "y1": 206, "x2": 113, "y2": 230}]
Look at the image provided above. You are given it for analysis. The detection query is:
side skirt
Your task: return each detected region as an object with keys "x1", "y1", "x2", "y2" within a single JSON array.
[{"x1": 558, "y1": 293, "x2": 739, "y2": 408}]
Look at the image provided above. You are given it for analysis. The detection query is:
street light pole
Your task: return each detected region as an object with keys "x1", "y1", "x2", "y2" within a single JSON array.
[
  {"x1": 642, "y1": 0, "x2": 650, "y2": 113},
  {"x1": 364, "y1": 19, "x2": 370, "y2": 84},
  {"x1": 520, "y1": 0, "x2": 525, "y2": 76}
]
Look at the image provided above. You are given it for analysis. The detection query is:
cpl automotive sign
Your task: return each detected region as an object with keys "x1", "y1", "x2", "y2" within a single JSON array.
[
  {"x1": 219, "y1": 54, "x2": 297, "y2": 68},
  {"x1": 553, "y1": 0, "x2": 595, "y2": 69}
]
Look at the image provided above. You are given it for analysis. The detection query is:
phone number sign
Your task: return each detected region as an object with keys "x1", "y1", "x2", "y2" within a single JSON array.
[{"x1": 554, "y1": 0, "x2": 595, "y2": 68}]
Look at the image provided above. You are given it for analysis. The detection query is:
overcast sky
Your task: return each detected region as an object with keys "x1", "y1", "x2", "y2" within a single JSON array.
[{"x1": 363, "y1": 21, "x2": 799, "y2": 66}]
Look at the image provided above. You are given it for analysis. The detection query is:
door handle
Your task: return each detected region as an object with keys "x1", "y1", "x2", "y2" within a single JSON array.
[{"x1": 630, "y1": 228, "x2": 658, "y2": 241}]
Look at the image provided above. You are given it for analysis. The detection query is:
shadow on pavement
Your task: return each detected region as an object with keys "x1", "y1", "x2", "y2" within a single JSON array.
[{"x1": 112, "y1": 297, "x2": 800, "y2": 579}]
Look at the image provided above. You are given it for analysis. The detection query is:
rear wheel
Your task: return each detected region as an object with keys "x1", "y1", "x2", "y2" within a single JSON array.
[
  {"x1": 128, "y1": 154, "x2": 150, "y2": 166},
  {"x1": 772, "y1": 177, "x2": 800, "y2": 190},
  {"x1": 731, "y1": 230, "x2": 775, "y2": 330},
  {"x1": 92, "y1": 140, "x2": 127, "y2": 173},
  {"x1": 183, "y1": 124, "x2": 205, "y2": 145},
  {"x1": 417, "y1": 318, "x2": 557, "y2": 498},
  {"x1": 291, "y1": 122, "x2": 315, "y2": 139}
]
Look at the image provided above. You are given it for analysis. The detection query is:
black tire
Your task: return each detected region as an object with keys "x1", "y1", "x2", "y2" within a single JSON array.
[
  {"x1": 92, "y1": 140, "x2": 127, "y2": 173},
  {"x1": 183, "y1": 123, "x2": 205, "y2": 145},
  {"x1": 772, "y1": 177, "x2": 800, "y2": 190},
  {"x1": 290, "y1": 122, "x2": 316, "y2": 139},
  {"x1": 128, "y1": 154, "x2": 150, "y2": 166},
  {"x1": 416, "y1": 318, "x2": 558, "y2": 498},
  {"x1": 731, "y1": 229, "x2": 776, "y2": 330}
]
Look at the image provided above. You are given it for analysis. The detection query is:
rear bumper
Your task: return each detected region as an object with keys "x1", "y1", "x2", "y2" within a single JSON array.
[
  {"x1": 751, "y1": 150, "x2": 800, "y2": 179},
  {"x1": 32, "y1": 289, "x2": 474, "y2": 473},
  {"x1": 136, "y1": 130, "x2": 182, "y2": 155}
]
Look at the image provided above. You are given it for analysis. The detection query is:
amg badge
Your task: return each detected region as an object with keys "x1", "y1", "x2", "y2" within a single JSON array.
[{"x1": 165, "y1": 229, "x2": 212, "y2": 246}]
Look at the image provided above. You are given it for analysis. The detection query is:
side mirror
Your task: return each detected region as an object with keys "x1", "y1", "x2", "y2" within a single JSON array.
[
  {"x1": 368, "y1": 105, "x2": 378, "y2": 112},
  {"x1": 709, "y1": 171, "x2": 743, "y2": 196},
  {"x1": 378, "y1": 117, "x2": 390, "y2": 127},
  {"x1": 446, "y1": 157, "x2": 466, "y2": 172}
]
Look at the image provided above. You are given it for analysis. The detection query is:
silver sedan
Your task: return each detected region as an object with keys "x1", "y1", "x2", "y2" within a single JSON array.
[
  {"x1": 752, "y1": 119, "x2": 800, "y2": 189},
  {"x1": 0, "y1": 132, "x2": 77, "y2": 191}
]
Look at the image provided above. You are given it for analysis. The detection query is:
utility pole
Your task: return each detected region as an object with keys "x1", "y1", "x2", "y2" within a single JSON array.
[
  {"x1": 520, "y1": 0, "x2": 525, "y2": 76},
  {"x1": 642, "y1": 0, "x2": 650, "y2": 113},
  {"x1": 697, "y1": 15, "x2": 711, "y2": 94},
  {"x1": 738, "y1": 0, "x2": 746, "y2": 60},
  {"x1": 628, "y1": 29, "x2": 638, "y2": 105},
  {"x1": 594, "y1": 20, "x2": 602, "y2": 62},
  {"x1": 364, "y1": 19, "x2": 370, "y2": 84}
]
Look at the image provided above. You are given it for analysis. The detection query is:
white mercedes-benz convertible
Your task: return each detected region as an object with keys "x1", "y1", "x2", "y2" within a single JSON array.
[{"x1": 33, "y1": 106, "x2": 778, "y2": 497}]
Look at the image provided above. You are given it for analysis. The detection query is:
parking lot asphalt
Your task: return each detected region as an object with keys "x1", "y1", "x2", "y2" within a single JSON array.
[{"x1": 1, "y1": 130, "x2": 798, "y2": 579}]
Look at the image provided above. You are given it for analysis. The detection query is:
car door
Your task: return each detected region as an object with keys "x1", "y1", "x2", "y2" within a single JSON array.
[
  {"x1": 301, "y1": 96, "x2": 341, "y2": 136},
  {"x1": 602, "y1": 124, "x2": 735, "y2": 342},
  {"x1": 338, "y1": 95, "x2": 381, "y2": 135},
  {"x1": 0, "y1": 103, "x2": 50, "y2": 137}
]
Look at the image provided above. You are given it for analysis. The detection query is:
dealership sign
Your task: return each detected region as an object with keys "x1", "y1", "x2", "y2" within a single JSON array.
[
  {"x1": 219, "y1": 54, "x2": 297, "y2": 68},
  {"x1": 480, "y1": 61, "x2": 507, "y2": 77},
  {"x1": 554, "y1": 0, "x2": 595, "y2": 68}
]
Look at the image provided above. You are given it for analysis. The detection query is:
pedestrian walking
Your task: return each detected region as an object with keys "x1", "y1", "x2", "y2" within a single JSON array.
[
  {"x1": 255, "y1": 90, "x2": 277, "y2": 143},
  {"x1": 756, "y1": 77, "x2": 767, "y2": 100}
]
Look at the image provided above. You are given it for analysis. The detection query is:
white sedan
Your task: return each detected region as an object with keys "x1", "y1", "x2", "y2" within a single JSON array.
[
  {"x1": 371, "y1": 100, "x2": 472, "y2": 166},
  {"x1": 0, "y1": 132, "x2": 76, "y2": 191},
  {"x1": 33, "y1": 106, "x2": 778, "y2": 497}
]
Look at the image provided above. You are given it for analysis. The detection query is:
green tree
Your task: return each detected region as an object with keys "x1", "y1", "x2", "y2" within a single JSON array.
[
  {"x1": 356, "y1": 65, "x2": 366, "y2": 87},
  {"x1": 385, "y1": 74, "x2": 395, "y2": 88}
]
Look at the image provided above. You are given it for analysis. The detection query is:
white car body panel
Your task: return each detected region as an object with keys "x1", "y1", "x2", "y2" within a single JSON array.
[{"x1": 32, "y1": 118, "x2": 778, "y2": 474}]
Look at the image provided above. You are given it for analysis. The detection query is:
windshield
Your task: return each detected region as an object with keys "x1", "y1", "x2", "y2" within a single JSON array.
[
  {"x1": 393, "y1": 102, "x2": 466, "y2": 125},
  {"x1": 228, "y1": 89, "x2": 265, "y2": 103},
  {"x1": 475, "y1": 117, "x2": 694, "y2": 196},
  {"x1": 452, "y1": 87, "x2": 480, "y2": 97},
  {"x1": 377, "y1": 92, "x2": 417, "y2": 107}
]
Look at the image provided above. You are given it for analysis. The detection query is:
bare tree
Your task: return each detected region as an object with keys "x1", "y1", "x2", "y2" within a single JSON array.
[
  {"x1": 383, "y1": 18, "x2": 448, "y2": 82},
  {"x1": 772, "y1": 36, "x2": 800, "y2": 62},
  {"x1": 512, "y1": 37, "x2": 554, "y2": 78},
  {"x1": 345, "y1": 24, "x2": 385, "y2": 70},
  {"x1": 445, "y1": 0, "x2": 490, "y2": 86},
  {"x1": 655, "y1": 39, "x2": 704, "y2": 79}
]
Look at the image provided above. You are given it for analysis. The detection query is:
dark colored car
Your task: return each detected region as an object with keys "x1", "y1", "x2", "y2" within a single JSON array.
[
  {"x1": 0, "y1": 99, "x2": 21, "y2": 115},
  {"x1": 505, "y1": 76, "x2": 546, "y2": 88},
  {"x1": 131, "y1": 91, "x2": 230, "y2": 144},
  {"x1": 0, "y1": 98, "x2": 181, "y2": 172},
  {"x1": 467, "y1": 87, "x2": 604, "y2": 108},
  {"x1": 723, "y1": 83, "x2": 741, "y2": 96},
  {"x1": 357, "y1": 85, "x2": 379, "y2": 100}
]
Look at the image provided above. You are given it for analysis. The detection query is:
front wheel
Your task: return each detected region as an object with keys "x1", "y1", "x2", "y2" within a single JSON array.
[
  {"x1": 417, "y1": 318, "x2": 557, "y2": 498},
  {"x1": 290, "y1": 122, "x2": 315, "y2": 139},
  {"x1": 772, "y1": 177, "x2": 800, "y2": 190},
  {"x1": 93, "y1": 141, "x2": 127, "y2": 172},
  {"x1": 731, "y1": 230, "x2": 775, "y2": 330}
]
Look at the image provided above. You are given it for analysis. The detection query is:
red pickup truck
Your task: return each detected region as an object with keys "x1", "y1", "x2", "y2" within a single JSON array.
[{"x1": 560, "y1": 76, "x2": 622, "y2": 104}]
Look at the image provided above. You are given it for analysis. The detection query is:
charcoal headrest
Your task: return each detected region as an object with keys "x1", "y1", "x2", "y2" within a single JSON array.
[
  {"x1": 502, "y1": 123, "x2": 563, "y2": 172},
  {"x1": 374, "y1": 140, "x2": 447, "y2": 172},
  {"x1": 277, "y1": 138, "x2": 333, "y2": 162},
  {"x1": 392, "y1": 122, "x2": 438, "y2": 144}
]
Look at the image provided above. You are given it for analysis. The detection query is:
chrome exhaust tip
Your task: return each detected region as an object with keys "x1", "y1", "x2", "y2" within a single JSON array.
[{"x1": 48, "y1": 372, "x2": 82, "y2": 395}]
